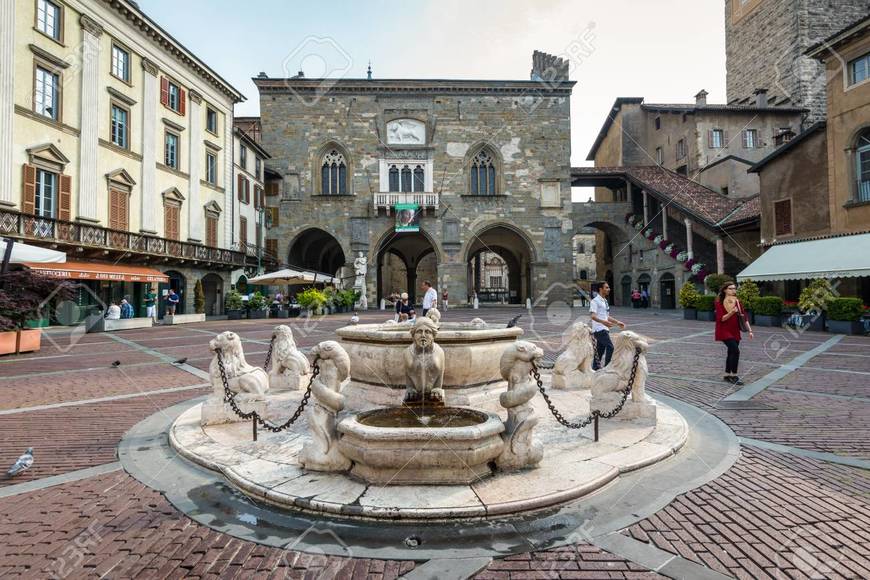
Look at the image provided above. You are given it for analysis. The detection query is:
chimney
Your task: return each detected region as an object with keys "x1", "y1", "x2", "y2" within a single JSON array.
[
  {"x1": 694, "y1": 89, "x2": 708, "y2": 106},
  {"x1": 754, "y1": 88, "x2": 769, "y2": 108},
  {"x1": 530, "y1": 50, "x2": 569, "y2": 82}
]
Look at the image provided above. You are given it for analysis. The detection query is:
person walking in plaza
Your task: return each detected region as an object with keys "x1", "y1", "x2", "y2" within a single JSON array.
[
  {"x1": 631, "y1": 288, "x2": 641, "y2": 308},
  {"x1": 640, "y1": 287, "x2": 649, "y2": 308},
  {"x1": 715, "y1": 281, "x2": 753, "y2": 385},
  {"x1": 144, "y1": 286, "x2": 157, "y2": 322},
  {"x1": 442, "y1": 288, "x2": 449, "y2": 310},
  {"x1": 421, "y1": 280, "x2": 437, "y2": 317},
  {"x1": 588, "y1": 282, "x2": 626, "y2": 370},
  {"x1": 166, "y1": 289, "x2": 180, "y2": 316}
]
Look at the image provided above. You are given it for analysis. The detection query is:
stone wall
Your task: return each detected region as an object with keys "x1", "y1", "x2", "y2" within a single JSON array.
[{"x1": 725, "y1": 0, "x2": 870, "y2": 122}]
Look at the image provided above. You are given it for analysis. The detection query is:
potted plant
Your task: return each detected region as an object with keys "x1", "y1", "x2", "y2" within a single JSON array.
[
  {"x1": 323, "y1": 287, "x2": 338, "y2": 314},
  {"x1": 297, "y1": 288, "x2": 326, "y2": 317},
  {"x1": 704, "y1": 274, "x2": 732, "y2": 295},
  {"x1": 753, "y1": 296, "x2": 784, "y2": 327},
  {"x1": 341, "y1": 289, "x2": 359, "y2": 311},
  {"x1": 678, "y1": 282, "x2": 700, "y2": 320},
  {"x1": 798, "y1": 279, "x2": 834, "y2": 332},
  {"x1": 695, "y1": 294, "x2": 717, "y2": 321},
  {"x1": 736, "y1": 279, "x2": 760, "y2": 324},
  {"x1": 0, "y1": 269, "x2": 74, "y2": 354},
  {"x1": 225, "y1": 290, "x2": 244, "y2": 320},
  {"x1": 826, "y1": 297, "x2": 865, "y2": 335},
  {"x1": 246, "y1": 291, "x2": 268, "y2": 319}
]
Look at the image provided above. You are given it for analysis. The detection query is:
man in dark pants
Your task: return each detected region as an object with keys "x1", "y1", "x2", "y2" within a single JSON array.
[{"x1": 589, "y1": 282, "x2": 627, "y2": 369}]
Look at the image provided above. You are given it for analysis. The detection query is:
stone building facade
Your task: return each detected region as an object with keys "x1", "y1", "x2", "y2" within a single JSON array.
[
  {"x1": 725, "y1": 0, "x2": 870, "y2": 122},
  {"x1": 255, "y1": 53, "x2": 576, "y2": 306}
]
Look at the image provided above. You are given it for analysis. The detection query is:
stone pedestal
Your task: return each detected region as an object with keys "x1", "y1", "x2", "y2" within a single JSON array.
[
  {"x1": 200, "y1": 395, "x2": 267, "y2": 426},
  {"x1": 591, "y1": 392, "x2": 656, "y2": 422}
]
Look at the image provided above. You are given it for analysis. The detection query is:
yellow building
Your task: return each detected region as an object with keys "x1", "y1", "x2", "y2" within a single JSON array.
[{"x1": 0, "y1": 0, "x2": 266, "y2": 316}]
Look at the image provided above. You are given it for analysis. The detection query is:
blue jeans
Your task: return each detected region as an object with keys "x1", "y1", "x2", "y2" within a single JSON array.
[{"x1": 593, "y1": 329, "x2": 614, "y2": 370}]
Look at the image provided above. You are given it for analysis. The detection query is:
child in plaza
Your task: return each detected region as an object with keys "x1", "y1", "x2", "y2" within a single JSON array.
[{"x1": 715, "y1": 281, "x2": 753, "y2": 385}]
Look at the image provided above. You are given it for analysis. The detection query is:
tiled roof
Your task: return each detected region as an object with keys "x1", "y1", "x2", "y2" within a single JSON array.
[
  {"x1": 806, "y1": 13, "x2": 870, "y2": 56},
  {"x1": 571, "y1": 165, "x2": 760, "y2": 228},
  {"x1": 748, "y1": 122, "x2": 827, "y2": 173}
]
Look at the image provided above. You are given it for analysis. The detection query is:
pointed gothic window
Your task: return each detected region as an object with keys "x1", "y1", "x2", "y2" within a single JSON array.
[
  {"x1": 320, "y1": 149, "x2": 347, "y2": 195},
  {"x1": 470, "y1": 149, "x2": 497, "y2": 195}
]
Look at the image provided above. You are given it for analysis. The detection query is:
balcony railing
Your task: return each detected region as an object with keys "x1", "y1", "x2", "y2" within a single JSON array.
[
  {"x1": 373, "y1": 192, "x2": 439, "y2": 212},
  {"x1": 0, "y1": 208, "x2": 247, "y2": 268},
  {"x1": 858, "y1": 180, "x2": 870, "y2": 203}
]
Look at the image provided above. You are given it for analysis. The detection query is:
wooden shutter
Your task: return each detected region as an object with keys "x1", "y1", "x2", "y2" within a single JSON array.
[
  {"x1": 165, "y1": 206, "x2": 179, "y2": 240},
  {"x1": 266, "y1": 238, "x2": 277, "y2": 259},
  {"x1": 237, "y1": 174, "x2": 244, "y2": 202},
  {"x1": 269, "y1": 207, "x2": 279, "y2": 227},
  {"x1": 160, "y1": 77, "x2": 169, "y2": 106},
  {"x1": 58, "y1": 174, "x2": 71, "y2": 221},
  {"x1": 22, "y1": 164, "x2": 36, "y2": 214},
  {"x1": 206, "y1": 216, "x2": 217, "y2": 247},
  {"x1": 239, "y1": 216, "x2": 247, "y2": 247},
  {"x1": 774, "y1": 200, "x2": 792, "y2": 236},
  {"x1": 266, "y1": 181, "x2": 278, "y2": 196},
  {"x1": 179, "y1": 89, "x2": 186, "y2": 115},
  {"x1": 245, "y1": 180, "x2": 251, "y2": 204},
  {"x1": 109, "y1": 189, "x2": 119, "y2": 229},
  {"x1": 110, "y1": 190, "x2": 128, "y2": 230},
  {"x1": 707, "y1": 130, "x2": 713, "y2": 148},
  {"x1": 722, "y1": 130, "x2": 729, "y2": 147}
]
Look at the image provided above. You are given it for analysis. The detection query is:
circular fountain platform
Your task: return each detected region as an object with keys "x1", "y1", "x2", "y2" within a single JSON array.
[{"x1": 170, "y1": 388, "x2": 689, "y2": 521}]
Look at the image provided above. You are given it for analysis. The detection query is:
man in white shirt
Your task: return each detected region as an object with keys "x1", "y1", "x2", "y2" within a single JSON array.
[
  {"x1": 589, "y1": 282, "x2": 626, "y2": 369},
  {"x1": 421, "y1": 280, "x2": 438, "y2": 317}
]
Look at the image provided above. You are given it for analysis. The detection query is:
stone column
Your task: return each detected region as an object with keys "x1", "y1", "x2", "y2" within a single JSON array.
[
  {"x1": 661, "y1": 206, "x2": 668, "y2": 239},
  {"x1": 716, "y1": 237, "x2": 725, "y2": 274},
  {"x1": 0, "y1": 0, "x2": 14, "y2": 207},
  {"x1": 642, "y1": 190, "x2": 649, "y2": 225},
  {"x1": 684, "y1": 218, "x2": 694, "y2": 260},
  {"x1": 140, "y1": 59, "x2": 159, "y2": 233},
  {"x1": 187, "y1": 91, "x2": 203, "y2": 242},
  {"x1": 77, "y1": 15, "x2": 103, "y2": 223}
]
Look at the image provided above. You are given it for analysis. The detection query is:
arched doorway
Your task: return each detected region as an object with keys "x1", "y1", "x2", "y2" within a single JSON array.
[
  {"x1": 288, "y1": 228, "x2": 347, "y2": 280},
  {"x1": 159, "y1": 270, "x2": 186, "y2": 318},
  {"x1": 621, "y1": 275, "x2": 632, "y2": 307},
  {"x1": 637, "y1": 273, "x2": 651, "y2": 308},
  {"x1": 660, "y1": 273, "x2": 676, "y2": 309},
  {"x1": 466, "y1": 225, "x2": 534, "y2": 305},
  {"x1": 202, "y1": 273, "x2": 224, "y2": 316},
  {"x1": 376, "y1": 230, "x2": 437, "y2": 304}
]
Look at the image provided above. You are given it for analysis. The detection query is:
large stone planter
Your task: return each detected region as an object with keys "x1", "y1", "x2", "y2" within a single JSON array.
[
  {"x1": 336, "y1": 321, "x2": 523, "y2": 407},
  {"x1": 827, "y1": 320, "x2": 863, "y2": 335},
  {"x1": 337, "y1": 407, "x2": 505, "y2": 484},
  {"x1": 697, "y1": 310, "x2": 716, "y2": 322},
  {"x1": 227, "y1": 309, "x2": 243, "y2": 320},
  {"x1": 682, "y1": 308, "x2": 697, "y2": 320},
  {"x1": 247, "y1": 309, "x2": 267, "y2": 320},
  {"x1": 16, "y1": 329, "x2": 42, "y2": 353},
  {"x1": 164, "y1": 313, "x2": 206, "y2": 325},
  {"x1": 754, "y1": 314, "x2": 782, "y2": 327},
  {"x1": 0, "y1": 331, "x2": 18, "y2": 355}
]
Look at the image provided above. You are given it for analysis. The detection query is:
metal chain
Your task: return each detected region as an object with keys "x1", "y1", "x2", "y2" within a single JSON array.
[
  {"x1": 215, "y1": 348, "x2": 318, "y2": 432},
  {"x1": 263, "y1": 336, "x2": 275, "y2": 372},
  {"x1": 532, "y1": 346, "x2": 641, "y2": 429}
]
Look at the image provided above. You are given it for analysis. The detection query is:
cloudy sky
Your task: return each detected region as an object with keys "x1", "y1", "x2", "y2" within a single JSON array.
[{"x1": 140, "y1": 0, "x2": 726, "y2": 168}]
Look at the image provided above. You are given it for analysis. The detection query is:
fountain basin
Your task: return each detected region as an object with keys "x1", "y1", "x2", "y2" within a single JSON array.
[
  {"x1": 337, "y1": 406, "x2": 505, "y2": 485},
  {"x1": 336, "y1": 321, "x2": 522, "y2": 407}
]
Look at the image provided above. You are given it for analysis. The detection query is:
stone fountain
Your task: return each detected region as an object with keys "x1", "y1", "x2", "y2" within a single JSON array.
[{"x1": 169, "y1": 315, "x2": 688, "y2": 520}]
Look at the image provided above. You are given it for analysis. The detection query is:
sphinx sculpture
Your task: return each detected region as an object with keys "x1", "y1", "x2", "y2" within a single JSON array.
[
  {"x1": 268, "y1": 325, "x2": 310, "y2": 392},
  {"x1": 404, "y1": 316, "x2": 445, "y2": 404},
  {"x1": 201, "y1": 331, "x2": 269, "y2": 426},
  {"x1": 496, "y1": 340, "x2": 544, "y2": 470},
  {"x1": 299, "y1": 341, "x2": 352, "y2": 471},
  {"x1": 552, "y1": 321, "x2": 596, "y2": 389},
  {"x1": 589, "y1": 331, "x2": 654, "y2": 421}
]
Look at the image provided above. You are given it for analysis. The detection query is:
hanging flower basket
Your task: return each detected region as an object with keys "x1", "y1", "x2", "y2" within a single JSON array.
[
  {"x1": 653, "y1": 235, "x2": 664, "y2": 245},
  {"x1": 664, "y1": 243, "x2": 675, "y2": 255},
  {"x1": 625, "y1": 213, "x2": 635, "y2": 224},
  {"x1": 634, "y1": 221, "x2": 644, "y2": 231},
  {"x1": 691, "y1": 263, "x2": 705, "y2": 275},
  {"x1": 685, "y1": 258, "x2": 696, "y2": 270},
  {"x1": 676, "y1": 250, "x2": 688, "y2": 262}
]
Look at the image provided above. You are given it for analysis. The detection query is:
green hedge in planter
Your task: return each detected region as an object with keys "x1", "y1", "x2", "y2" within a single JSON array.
[
  {"x1": 696, "y1": 295, "x2": 716, "y2": 312},
  {"x1": 678, "y1": 283, "x2": 700, "y2": 309},
  {"x1": 827, "y1": 297, "x2": 864, "y2": 322},
  {"x1": 753, "y1": 296, "x2": 784, "y2": 316},
  {"x1": 736, "y1": 279, "x2": 760, "y2": 310},
  {"x1": 704, "y1": 274, "x2": 733, "y2": 294}
]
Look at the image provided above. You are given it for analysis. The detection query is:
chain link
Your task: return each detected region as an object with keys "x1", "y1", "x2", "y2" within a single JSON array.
[
  {"x1": 533, "y1": 346, "x2": 641, "y2": 429},
  {"x1": 215, "y1": 348, "x2": 318, "y2": 432},
  {"x1": 263, "y1": 336, "x2": 275, "y2": 373}
]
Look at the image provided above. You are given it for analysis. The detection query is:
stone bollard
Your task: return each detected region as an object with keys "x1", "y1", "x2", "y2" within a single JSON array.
[{"x1": 495, "y1": 341, "x2": 544, "y2": 470}]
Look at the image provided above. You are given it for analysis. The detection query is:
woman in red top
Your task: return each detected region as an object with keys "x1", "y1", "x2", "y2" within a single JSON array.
[{"x1": 715, "y1": 281, "x2": 753, "y2": 385}]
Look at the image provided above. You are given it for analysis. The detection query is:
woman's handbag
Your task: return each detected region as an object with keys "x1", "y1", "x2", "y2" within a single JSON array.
[{"x1": 736, "y1": 301, "x2": 750, "y2": 332}]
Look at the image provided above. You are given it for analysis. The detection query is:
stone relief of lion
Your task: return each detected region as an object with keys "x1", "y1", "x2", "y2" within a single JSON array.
[
  {"x1": 268, "y1": 325, "x2": 310, "y2": 392},
  {"x1": 552, "y1": 321, "x2": 596, "y2": 389},
  {"x1": 589, "y1": 331, "x2": 652, "y2": 421},
  {"x1": 208, "y1": 331, "x2": 269, "y2": 398}
]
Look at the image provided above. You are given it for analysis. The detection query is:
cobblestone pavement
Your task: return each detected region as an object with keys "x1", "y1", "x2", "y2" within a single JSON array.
[{"x1": 0, "y1": 307, "x2": 867, "y2": 578}]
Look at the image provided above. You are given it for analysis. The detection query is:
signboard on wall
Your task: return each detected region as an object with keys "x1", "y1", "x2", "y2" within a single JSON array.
[{"x1": 395, "y1": 203, "x2": 420, "y2": 232}]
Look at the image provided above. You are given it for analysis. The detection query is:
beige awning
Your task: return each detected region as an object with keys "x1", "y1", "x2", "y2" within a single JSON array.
[
  {"x1": 737, "y1": 233, "x2": 870, "y2": 282},
  {"x1": 247, "y1": 268, "x2": 336, "y2": 286}
]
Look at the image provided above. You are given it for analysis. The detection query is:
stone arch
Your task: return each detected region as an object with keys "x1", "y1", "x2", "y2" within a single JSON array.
[
  {"x1": 287, "y1": 227, "x2": 348, "y2": 279},
  {"x1": 311, "y1": 140, "x2": 353, "y2": 195},
  {"x1": 373, "y1": 226, "x2": 440, "y2": 304},
  {"x1": 464, "y1": 222, "x2": 536, "y2": 304}
]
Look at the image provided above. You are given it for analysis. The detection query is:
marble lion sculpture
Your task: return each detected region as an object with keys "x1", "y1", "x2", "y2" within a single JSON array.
[
  {"x1": 208, "y1": 331, "x2": 269, "y2": 397},
  {"x1": 496, "y1": 340, "x2": 544, "y2": 470},
  {"x1": 299, "y1": 340, "x2": 352, "y2": 471},
  {"x1": 268, "y1": 325, "x2": 310, "y2": 392},
  {"x1": 552, "y1": 321, "x2": 595, "y2": 389},
  {"x1": 589, "y1": 331, "x2": 650, "y2": 403},
  {"x1": 425, "y1": 307, "x2": 442, "y2": 325}
]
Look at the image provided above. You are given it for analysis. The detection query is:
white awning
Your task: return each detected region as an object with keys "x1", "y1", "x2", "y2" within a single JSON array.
[
  {"x1": 247, "y1": 268, "x2": 336, "y2": 286},
  {"x1": 737, "y1": 233, "x2": 870, "y2": 282},
  {"x1": 1, "y1": 238, "x2": 67, "y2": 264}
]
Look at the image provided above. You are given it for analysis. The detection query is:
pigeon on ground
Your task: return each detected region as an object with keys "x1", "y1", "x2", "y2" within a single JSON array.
[
  {"x1": 7, "y1": 448, "x2": 33, "y2": 478},
  {"x1": 507, "y1": 314, "x2": 523, "y2": 328},
  {"x1": 111, "y1": 360, "x2": 121, "y2": 367},
  {"x1": 350, "y1": 313, "x2": 360, "y2": 325},
  {"x1": 172, "y1": 357, "x2": 188, "y2": 365}
]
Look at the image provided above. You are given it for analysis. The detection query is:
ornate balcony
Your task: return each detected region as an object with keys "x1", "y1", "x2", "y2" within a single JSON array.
[
  {"x1": 0, "y1": 208, "x2": 273, "y2": 270},
  {"x1": 373, "y1": 192, "x2": 439, "y2": 213}
]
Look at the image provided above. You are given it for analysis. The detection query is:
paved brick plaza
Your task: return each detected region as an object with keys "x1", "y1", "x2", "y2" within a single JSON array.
[{"x1": 1, "y1": 307, "x2": 868, "y2": 579}]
